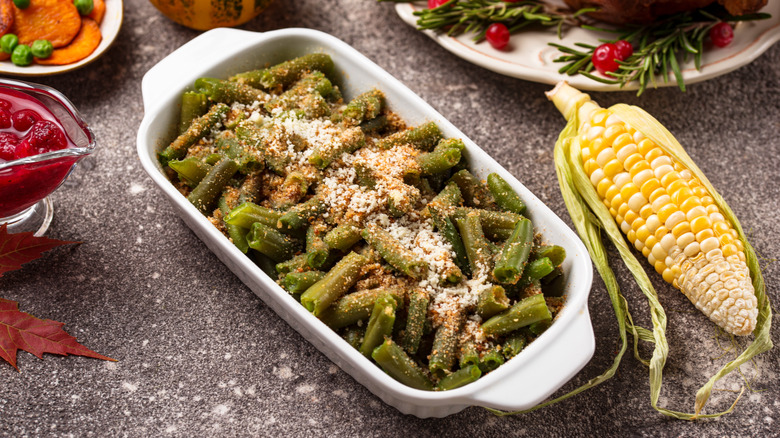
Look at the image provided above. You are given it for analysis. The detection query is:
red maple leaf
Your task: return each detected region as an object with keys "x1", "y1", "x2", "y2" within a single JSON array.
[
  {"x1": 0, "y1": 223, "x2": 78, "y2": 277},
  {"x1": 0, "y1": 298, "x2": 115, "y2": 370}
]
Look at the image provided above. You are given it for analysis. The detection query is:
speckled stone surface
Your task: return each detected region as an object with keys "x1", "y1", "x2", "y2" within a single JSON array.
[{"x1": 2, "y1": 0, "x2": 779, "y2": 436}]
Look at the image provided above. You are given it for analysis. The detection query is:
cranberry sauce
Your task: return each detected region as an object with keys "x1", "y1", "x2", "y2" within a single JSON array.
[{"x1": 0, "y1": 86, "x2": 78, "y2": 218}]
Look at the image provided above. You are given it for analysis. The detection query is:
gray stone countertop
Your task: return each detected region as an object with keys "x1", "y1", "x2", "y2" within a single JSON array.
[{"x1": 2, "y1": 0, "x2": 779, "y2": 436}]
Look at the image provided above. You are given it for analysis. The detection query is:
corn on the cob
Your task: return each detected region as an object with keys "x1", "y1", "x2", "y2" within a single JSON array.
[{"x1": 547, "y1": 82, "x2": 758, "y2": 336}]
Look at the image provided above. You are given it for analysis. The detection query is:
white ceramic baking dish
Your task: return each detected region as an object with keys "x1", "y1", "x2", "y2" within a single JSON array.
[{"x1": 137, "y1": 27, "x2": 595, "y2": 418}]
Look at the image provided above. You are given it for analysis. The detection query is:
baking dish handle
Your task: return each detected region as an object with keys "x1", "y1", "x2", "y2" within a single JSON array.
[
  {"x1": 141, "y1": 28, "x2": 263, "y2": 114},
  {"x1": 465, "y1": 308, "x2": 595, "y2": 411}
]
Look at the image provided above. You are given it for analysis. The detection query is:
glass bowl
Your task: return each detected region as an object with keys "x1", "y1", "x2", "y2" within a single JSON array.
[{"x1": 0, "y1": 78, "x2": 96, "y2": 236}]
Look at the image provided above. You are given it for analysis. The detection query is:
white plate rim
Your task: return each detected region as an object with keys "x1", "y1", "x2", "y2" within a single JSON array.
[
  {"x1": 396, "y1": 1, "x2": 780, "y2": 91},
  {"x1": 0, "y1": 0, "x2": 123, "y2": 76}
]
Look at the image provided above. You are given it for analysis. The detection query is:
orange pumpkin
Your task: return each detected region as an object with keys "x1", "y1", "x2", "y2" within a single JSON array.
[{"x1": 149, "y1": 0, "x2": 274, "y2": 31}]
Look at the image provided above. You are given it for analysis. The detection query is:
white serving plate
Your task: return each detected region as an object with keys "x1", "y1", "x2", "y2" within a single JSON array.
[
  {"x1": 395, "y1": 1, "x2": 780, "y2": 91},
  {"x1": 0, "y1": 0, "x2": 123, "y2": 76},
  {"x1": 136, "y1": 27, "x2": 595, "y2": 418}
]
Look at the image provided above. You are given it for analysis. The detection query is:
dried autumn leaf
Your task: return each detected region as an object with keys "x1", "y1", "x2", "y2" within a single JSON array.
[
  {"x1": 0, "y1": 223, "x2": 77, "y2": 277},
  {"x1": 0, "y1": 298, "x2": 114, "y2": 370}
]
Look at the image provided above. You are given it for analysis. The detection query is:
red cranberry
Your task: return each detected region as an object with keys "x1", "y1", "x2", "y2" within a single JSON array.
[
  {"x1": 0, "y1": 132, "x2": 20, "y2": 161},
  {"x1": 12, "y1": 109, "x2": 41, "y2": 132},
  {"x1": 427, "y1": 0, "x2": 449, "y2": 8},
  {"x1": 0, "y1": 99, "x2": 11, "y2": 111},
  {"x1": 24, "y1": 120, "x2": 67, "y2": 155},
  {"x1": 614, "y1": 40, "x2": 633, "y2": 60},
  {"x1": 709, "y1": 22, "x2": 734, "y2": 48},
  {"x1": 592, "y1": 43, "x2": 620, "y2": 75},
  {"x1": 0, "y1": 109, "x2": 11, "y2": 129},
  {"x1": 485, "y1": 23, "x2": 510, "y2": 50}
]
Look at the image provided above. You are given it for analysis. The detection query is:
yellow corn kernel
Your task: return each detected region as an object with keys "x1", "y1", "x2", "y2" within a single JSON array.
[
  {"x1": 660, "y1": 171, "x2": 680, "y2": 188},
  {"x1": 696, "y1": 229, "x2": 715, "y2": 243},
  {"x1": 666, "y1": 179, "x2": 687, "y2": 197},
  {"x1": 671, "y1": 186, "x2": 693, "y2": 205},
  {"x1": 623, "y1": 153, "x2": 644, "y2": 170},
  {"x1": 640, "y1": 204, "x2": 654, "y2": 219},
  {"x1": 679, "y1": 196, "x2": 702, "y2": 213},
  {"x1": 583, "y1": 158, "x2": 599, "y2": 176},
  {"x1": 637, "y1": 138, "x2": 656, "y2": 155},
  {"x1": 713, "y1": 221, "x2": 730, "y2": 236},
  {"x1": 654, "y1": 226, "x2": 669, "y2": 241},
  {"x1": 722, "y1": 244, "x2": 739, "y2": 257},
  {"x1": 591, "y1": 109, "x2": 609, "y2": 126},
  {"x1": 645, "y1": 147, "x2": 665, "y2": 163},
  {"x1": 672, "y1": 221, "x2": 691, "y2": 238},
  {"x1": 603, "y1": 125, "x2": 625, "y2": 144},
  {"x1": 603, "y1": 159, "x2": 623, "y2": 179},
  {"x1": 690, "y1": 215, "x2": 712, "y2": 234},
  {"x1": 620, "y1": 183, "x2": 639, "y2": 200},
  {"x1": 612, "y1": 133, "x2": 633, "y2": 150},
  {"x1": 640, "y1": 178, "x2": 661, "y2": 199},
  {"x1": 657, "y1": 204, "x2": 678, "y2": 224},
  {"x1": 596, "y1": 178, "x2": 612, "y2": 198}
]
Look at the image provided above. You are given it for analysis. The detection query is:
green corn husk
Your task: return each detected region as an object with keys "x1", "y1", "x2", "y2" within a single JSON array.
[{"x1": 500, "y1": 83, "x2": 771, "y2": 420}]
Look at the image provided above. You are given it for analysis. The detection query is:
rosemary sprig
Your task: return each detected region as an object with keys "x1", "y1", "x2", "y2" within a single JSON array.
[
  {"x1": 551, "y1": 9, "x2": 772, "y2": 96},
  {"x1": 409, "y1": 0, "x2": 594, "y2": 41}
]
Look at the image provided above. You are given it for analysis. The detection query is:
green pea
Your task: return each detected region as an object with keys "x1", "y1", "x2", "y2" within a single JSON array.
[
  {"x1": 0, "y1": 34, "x2": 18, "y2": 54},
  {"x1": 12, "y1": 0, "x2": 30, "y2": 9},
  {"x1": 30, "y1": 40, "x2": 53, "y2": 59},
  {"x1": 11, "y1": 45, "x2": 33, "y2": 67},
  {"x1": 73, "y1": 0, "x2": 93, "y2": 15}
]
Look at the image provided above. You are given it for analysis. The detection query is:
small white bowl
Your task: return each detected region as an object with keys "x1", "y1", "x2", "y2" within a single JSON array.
[{"x1": 136, "y1": 27, "x2": 595, "y2": 418}]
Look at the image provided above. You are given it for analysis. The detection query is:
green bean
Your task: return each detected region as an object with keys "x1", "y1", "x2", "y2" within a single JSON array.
[
  {"x1": 194, "y1": 77, "x2": 268, "y2": 105},
  {"x1": 429, "y1": 307, "x2": 464, "y2": 379},
  {"x1": 477, "y1": 285, "x2": 510, "y2": 320},
  {"x1": 428, "y1": 205, "x2": 471, "y2": 278},
  {"x1": 341, "y1": 89, "x2": 384, "y2": 126},
  {"x1": 502, "y1": 334, "x2": 527, "y2": 359},
  {"x1": 377, "y1": 121, "x2": 443, "y2": 151},
  {"x1": 246, "y1": 221, "x2": 300, "y2": 262},
  {"x1": 216, "y1": 131, "x2": 264, "y2": 173},
  {"x1": 168, "y1": 157, "x2": 212, "y2": 188},
  {"x1": 481, "y1": 294, "x2": 551, "y2": 337},
  {"x1": 224, "y1": 202, "x2": 283, "y2": 229},
  {"x1": 416, "y1": 141, "x2": 462, "y2": 176},
  {"x1": 449, "y1": 169, "x2": 495, "y2": 210},
  {"x1": 487, "y1": 173, "x2": 526, "y2": 215},
  {"x1": 318, "y1": 288, "x2": 404, "y2": 329},
  {"x1": 354, "y1": 162, "x2": 377, "y2": 189},
  {"x1": 453, "y1": 207, "x2": 522, "y2": 240},
  {"x1": 233, "y1": 121, "x2": 290, "y2": 175},
  {"x1": 400, "y1": 289, "x2": 429, "y2": 355},
  {"x1": 218, "y1": 192, "x2": 249, "y2": 254},
  {"x1": 237, "y1": 171, "x2": 263, "y2": 205},
  {"x1": 276, "y1": 254, "x2": 310, "y2": 276},
  {"x1": 230, "y1": 53, "x2": 335, "y2": 90},
  {"x1": 528, "y1": 318, "x2": 552, "y2": 336},
  {"x1": 359, "y1": 114, "x2": 388, "y2": 134},
  {"x1": 187, "y1": 159, "x2": 239, "y2": 214},
  {"x1": 305, "y1": 223, "x2": 331, "y2": 270},
  {"x1": 160, "y1": 103, "x2": 229, "y2": 164},
  {"x1": 359, "y1": 294, "x2": 397, "y2": 357},
  {"x1": 458, "y1": 341, "x2": 480, "y2": 368},
  {"x1": 454, "y1": 212, "x2": 493, "y2": 278},
  {"x1": 429, "y1": 181, "x2": 462, "y2": 208},
  {"x1": 300, "y1": 252, "x2": 369, "y2": 316},
  {"x1": 437, "y1": 365, "x2": 481, "y2": 391},
  {"x1": 534, "y1": 245, "x2": 567, "y2": 267},
  {"x1": 278, "y1": 196, "x2": 326, "y2": 231},
  {"x1": 308, "y1": 127, "x2": 365, "y2": 169},
  {"x1": 479, "y1": 346, "x2": 505, "y2": 372},
  {"x1": 282, "y1": 271, "x2": 326, "y2": 295},
  {"x1": 362, "y1": 224, "x2": 428, "y2": 279},
  {"x1": 493, "y1": 218, "x2": 534, "y2": 284},
  {"x1": 270, "y1": 171, "x2": 309, "y2": 210},
  {"x1": 323, "y1": 223, "x2": 363, "y2": 252},
  {"x1": 178, "y1": 92, "x2": 208, "y2": 135},
  {"x1": 264, "y1": 71, "x2": 333, "y2": 118},
  {"x1": 517, "y1": 257, "x2": 555, "y2": 286},
  {"x1": 372, "y1": 339, "x2": 434, "y2": 391}
]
